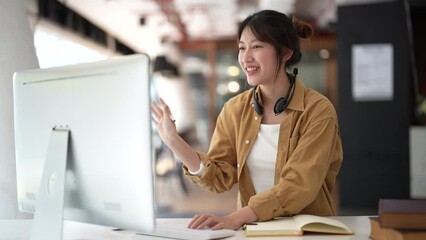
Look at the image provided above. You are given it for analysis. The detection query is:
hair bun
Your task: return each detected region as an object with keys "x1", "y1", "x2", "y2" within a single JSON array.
[{"x1": 292, "y1": 17, "x2": 313, "y2": 39}]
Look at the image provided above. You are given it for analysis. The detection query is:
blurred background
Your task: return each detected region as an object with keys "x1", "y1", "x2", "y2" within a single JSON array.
[{"x1": 2, "y1": 0, "x2": 426, "y2": 219}]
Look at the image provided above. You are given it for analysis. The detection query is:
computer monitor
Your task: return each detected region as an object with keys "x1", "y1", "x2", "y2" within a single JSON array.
[{"x1": 13, "y1": 54, "x2": 155, "y2": 239}]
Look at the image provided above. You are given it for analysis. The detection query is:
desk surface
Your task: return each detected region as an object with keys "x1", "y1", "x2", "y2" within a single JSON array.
[{"x1": 0, "y1": 216, "x2": 371, "y2": 240}]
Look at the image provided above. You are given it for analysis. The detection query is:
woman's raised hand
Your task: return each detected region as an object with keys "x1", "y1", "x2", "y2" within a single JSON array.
[{"x1": 151, "y1": 98, "x2": 178, "y2": 144}]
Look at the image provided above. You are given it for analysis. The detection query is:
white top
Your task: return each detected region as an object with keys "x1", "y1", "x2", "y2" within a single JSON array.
[{"x1": 246, "y1": 124, "x2": 280, "y2": 194}]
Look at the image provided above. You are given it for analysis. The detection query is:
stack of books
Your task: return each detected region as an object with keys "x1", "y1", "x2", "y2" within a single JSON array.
[{"x1": 369, "y1": 199, "x2": 426, "y2": 240}]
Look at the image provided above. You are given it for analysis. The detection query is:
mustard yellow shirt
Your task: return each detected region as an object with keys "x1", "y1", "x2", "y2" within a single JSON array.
[{"x1": 183, "y1": 80, "x2": 343, "y2": 221}]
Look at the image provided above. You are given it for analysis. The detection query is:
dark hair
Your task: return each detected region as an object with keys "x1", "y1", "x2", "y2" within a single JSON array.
[{"x1": 238, "y1": 10, "x2": 313, "y2": 70}]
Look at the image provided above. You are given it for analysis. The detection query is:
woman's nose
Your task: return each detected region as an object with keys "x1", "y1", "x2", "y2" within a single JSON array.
[{"x1": 241, "y1": 51, "x2": 253, "y2": 63}]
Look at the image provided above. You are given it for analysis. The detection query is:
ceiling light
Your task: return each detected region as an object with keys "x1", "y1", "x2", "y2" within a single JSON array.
[
  {"x1": 227, "y1": 66, "x2": 240, "y2": 77},
  {"x1": 217, "y1": 83, "x2": 228, "y2": 95},
  {"x1": 319, "y1": 49, "x2": 330, "y2": 59},
  {"x1": 227, "y1": 81, "x2": 240, "y2": 93}
]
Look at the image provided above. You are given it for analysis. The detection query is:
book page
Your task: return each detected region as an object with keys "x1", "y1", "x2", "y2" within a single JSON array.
[
  {"x1": 245, "y1": 217, "x2": 302, "y2": 236},
  {"x1": 293, "y1": 215, "x2": 353, "y2": 234}
]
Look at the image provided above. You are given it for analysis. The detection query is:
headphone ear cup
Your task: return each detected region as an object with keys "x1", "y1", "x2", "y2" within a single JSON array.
[{"x1": 274, "y1": 97, "x2": 287, "y2": 115}]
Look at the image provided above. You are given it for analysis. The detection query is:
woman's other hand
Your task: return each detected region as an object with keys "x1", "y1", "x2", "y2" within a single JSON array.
[
  {"x1": 188, "y1": 214, "x2": 243, "y2": 230},
  {"x1": 188, "y1": 206, "x2": 258, "y2": 230},
  {"x1": 151, "y1": 98, "x2": 178, "y2": 144}
]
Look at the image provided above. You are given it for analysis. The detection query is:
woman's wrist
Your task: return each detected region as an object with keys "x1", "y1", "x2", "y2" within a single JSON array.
[
  {"x1": 162, "y1": 132, "x2": 201, "y2": 171},
  {"x1": 163, "y1": 131, "x2": 180, "y2": 147},
  {"x1": 228, "y1": 206, "x2": 258, "y2": 228}
]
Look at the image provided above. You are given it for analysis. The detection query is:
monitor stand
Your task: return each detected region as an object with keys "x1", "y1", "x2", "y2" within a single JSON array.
[{"x1": 30, "y1": 128, "x2": 69, "y2": 240}]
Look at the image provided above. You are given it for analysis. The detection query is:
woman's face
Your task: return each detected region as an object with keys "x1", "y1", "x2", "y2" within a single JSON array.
[{"x1": 238, "y1": 27, "x2": 280, "y2": 87}]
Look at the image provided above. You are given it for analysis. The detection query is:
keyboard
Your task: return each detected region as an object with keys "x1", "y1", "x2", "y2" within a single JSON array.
[{"x1": 134, "y1": 218, "x2": 236, "y2": 240}]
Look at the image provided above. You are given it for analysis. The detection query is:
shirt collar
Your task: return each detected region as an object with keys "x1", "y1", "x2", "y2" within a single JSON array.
[{"x1": 287, "y1": 79, "x2": 305, "y2": 112}]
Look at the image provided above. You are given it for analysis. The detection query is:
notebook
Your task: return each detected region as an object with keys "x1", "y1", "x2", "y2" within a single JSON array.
[{"x1": 245, "y1": 214, "x2": 353, "y2": 237}]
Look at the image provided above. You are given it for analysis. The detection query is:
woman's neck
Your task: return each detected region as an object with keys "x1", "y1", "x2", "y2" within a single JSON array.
[
  {"x1": 258, "y1": 74, "x2": 290, "y2": 107},
  {"x1": 258, "y1": 73, "x2": 291, "y2": 124}
]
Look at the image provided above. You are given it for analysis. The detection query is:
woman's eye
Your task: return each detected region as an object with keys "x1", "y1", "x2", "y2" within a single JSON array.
[
  {"x1": 238, "y1": 46, "x2": 245, "y2": 51},
  {"x1": 253, "y1": 45, "x2": 262, "y2": 49}
]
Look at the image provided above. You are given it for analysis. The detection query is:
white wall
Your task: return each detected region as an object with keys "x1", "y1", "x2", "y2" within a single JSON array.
[{"x1": 0, "y1": 0, "x2": 38, "y2": 218}]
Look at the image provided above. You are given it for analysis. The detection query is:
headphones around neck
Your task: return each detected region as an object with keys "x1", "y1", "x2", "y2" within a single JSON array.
[{"x1": 252, "y1": 68, "x2": 298, "y2": 116}]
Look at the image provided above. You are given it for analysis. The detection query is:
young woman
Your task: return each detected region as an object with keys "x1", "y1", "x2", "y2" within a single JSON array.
[{"x1": 151, "y1": 9, "x2": 343, "y2": 230}]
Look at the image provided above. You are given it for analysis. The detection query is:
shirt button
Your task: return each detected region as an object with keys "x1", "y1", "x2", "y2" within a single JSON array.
[
  {"x1": 255, "y1": 116, "x2": 258, "y2": 120},
  {"x1": 245, "y1": 139, "x2": 250, "y2": 144},
  {"x1": 237, "y1": 164, "x2": 240, "y2": 168}
]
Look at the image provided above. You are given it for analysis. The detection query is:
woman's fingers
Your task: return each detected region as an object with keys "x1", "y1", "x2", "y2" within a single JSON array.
[
  {"x1": 188, "y1": 214, "x2": 211, "y2": 229},
  {"x1": 151, "y1": 101, "x2": 163, "y2": 120},
  {"x1": 188, "y1": 214, "x2": 205, "y2": 229},
  {"x1": 188, "y1": 214, "x2": 223, "y2": 230},
  {"x1": 159, "y1": 99, "x2": 173, "y2": 119},
  {"x1": 211, "y1": 222, "x2": 224, "y2": 230},
  {"x1": 159, "y1": 97, "x2": 166, "y2": 106},
  {"x1": 152, "y1": 99, "x2": 174, "y2": 123},
  {"x1": 188, "y1": 213, "x2": 244, "y2": 230}
]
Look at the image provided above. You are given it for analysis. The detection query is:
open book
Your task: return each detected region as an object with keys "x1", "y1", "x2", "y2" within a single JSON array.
[{"x1": 245, "y1": 214, "x2": 354, "y2": 237}]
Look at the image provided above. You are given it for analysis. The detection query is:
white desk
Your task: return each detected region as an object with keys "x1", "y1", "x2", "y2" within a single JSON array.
[{"x1": 0, "y1": 216, "x2": 371, "y2": 240}]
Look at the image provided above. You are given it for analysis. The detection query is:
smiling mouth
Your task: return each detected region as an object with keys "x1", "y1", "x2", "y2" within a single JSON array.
[{"x1": 246, "y1": 67, "x2": 259, "y2": 72}]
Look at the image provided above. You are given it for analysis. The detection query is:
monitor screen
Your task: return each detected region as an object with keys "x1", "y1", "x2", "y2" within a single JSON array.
[{"x1": 13, "y1": 54, "x2": 155, "y2": 235}]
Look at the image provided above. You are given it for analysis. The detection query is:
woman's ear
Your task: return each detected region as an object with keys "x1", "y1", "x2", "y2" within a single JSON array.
[{"x1": 282, "y1": 48, "x2": 293, "y2": 62}]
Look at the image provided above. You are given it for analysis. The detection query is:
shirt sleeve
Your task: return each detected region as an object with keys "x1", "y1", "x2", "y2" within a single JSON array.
[
  {"x1": 188, "y1": 161, "x2": 205, "y2": 176},
  {"x1": 182, "y1": 103, "x2": 239, "y2": 193},
  {"x1": 248, "y1": 115, "x2": 342, "y2": 221}
]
